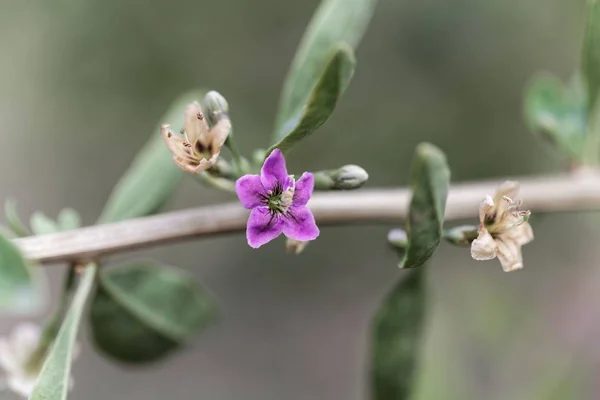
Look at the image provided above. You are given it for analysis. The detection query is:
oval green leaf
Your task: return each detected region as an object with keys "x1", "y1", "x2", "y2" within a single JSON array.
[
  {"x1": 90, "y1": 261, "x2": 215, "y2": 364},
  {"x1": 98, "y1": 90, "x2": 205, "y2": 223},
  {"x1": 30, "y1": 212, "x2": 60, "y2": 235},
  {"x1": 268, "y1": 44, "x2": 356, "y2": 155},
  {"x1": 371, "y1": 268, "x2": 427, "y2": 400},
  {"x1": 29, "y1": 263, "x2": 96, "y2": 400},
  {"x1": 56, "y1": 209, "x2": 81, "y2": 231},
  {"x1": 583, "y1": 0, "x2": 600, "y2": 111},
  {"x1": 30, "y1": 208, "x2": 81, "y2": 235},
  {"x1": 400, "y1": 143, "x2": 450, "y2": 269},
  {"x1": 0, "y1": 231, "x2": 40, "y2": 313},
  {"x1": 524, "y1": 73, "x2": 588, "y2": 159},
  {"x1": 272, "y1": 0, "x2": 378, "y2": 142}
]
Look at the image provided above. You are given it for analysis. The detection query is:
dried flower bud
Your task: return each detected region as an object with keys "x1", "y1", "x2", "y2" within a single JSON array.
[
  {"x1": 444, "y1": 225, "x2": 479, "y2": 247},
  {"x1": 285, "y1": 238, "x2": 309, "y2": 255},
  {"x1": 314, "y1": 165, "x2": 369, "y2": 190}
]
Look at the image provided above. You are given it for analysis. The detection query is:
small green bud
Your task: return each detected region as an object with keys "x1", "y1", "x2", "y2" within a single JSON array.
[
  {"x1": 387, "y1": 229, "x2": 408, "y2": 249},
  {"x1": 443, "y1": 225, "x2": 479, "y2": 247},
  {"x1": 203, "y1": 91, "x2": 229, "y2": 124},
  {"x1": 314, "y1": 165, "x2": 369, "y2": 190},
  {"x1": 333, "y1": 165, "x2": 368, "y2": 189}
]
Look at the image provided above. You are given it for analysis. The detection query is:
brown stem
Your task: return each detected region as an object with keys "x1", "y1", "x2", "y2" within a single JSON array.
[{"x1": 13, "y1": 172, "x2": 600, "y2": 265}]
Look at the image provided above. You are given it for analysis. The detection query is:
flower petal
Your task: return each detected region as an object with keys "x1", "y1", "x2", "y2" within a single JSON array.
[
  {"x1": 235, "y1": 174, "x2": 266, "y2": 209},
  {"x1": 173, "y1": 157, "x2": 200, "y2": 174},
  {"x1": 293, "y1": 172, "x2": 314, "y2": 206},
  {"x1": 184, "y1": 101, "x2": 210, "y2": 144},
  {"x1": 504, "y1": 221, "x2": 534, "y2": 246},
  {"x1": 261, "y1": 149, "x2": 292, "y2": 192},
  {"x1": 283, "y1": 206, "x2": 320, "y2": 242},
  {"x1": 479, "y1": 195, "x2": 494, "y2": 224},
  {"x1": 471, "y1": 230, "x2": 497, "y2": 260},
  {"x1": 496, "y1": 238, "x2": 524, "y2": 272},
  {"x1": 493, "y1": 181, "x2": 520, "y2": 220},
  {"x1": 246, "y1": 207, "x2": 284, "y2": 248},
  {"x1": 207, "y1": 118, "x2": 231, "y2": 156},
  {"x1": 493, "y1": 181, "x2": 520, "y2": 203},
  {"x1": 162, "y1": 124, "x2": 193, "y2": 160}
]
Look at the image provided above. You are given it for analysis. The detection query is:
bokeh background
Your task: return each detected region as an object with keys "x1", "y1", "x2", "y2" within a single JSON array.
[{"x1": 0, "y1": 0, "x2": 598, "y2": 398}]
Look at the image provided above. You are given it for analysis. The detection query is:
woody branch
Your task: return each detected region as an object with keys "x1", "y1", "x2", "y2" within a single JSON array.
[{"x1": 13, "y1": 171, "x2": 600, "y2": 265}]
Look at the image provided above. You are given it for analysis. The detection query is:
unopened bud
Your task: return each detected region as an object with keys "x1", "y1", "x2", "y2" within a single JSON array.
[
  {"x1": 443, "y1": 225, "x2": 478, "y2": 247},
  {"x1": 314, "y1": 165, "x2": 369, "y2": 190},
  {"x1": 286, "y1": 238, "x2": 308, "y2": 255},
  {"x1": 387, "y1": 229, "x2": 408, "y2": 249},
  {"x1": 203, "y1": 91, "x2": 229, "y2": 124}
]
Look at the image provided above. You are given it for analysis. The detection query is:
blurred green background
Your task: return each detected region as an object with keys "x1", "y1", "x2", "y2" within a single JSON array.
[{"x1": 1, "y1": 0, "x2": 598, "y2": 399}]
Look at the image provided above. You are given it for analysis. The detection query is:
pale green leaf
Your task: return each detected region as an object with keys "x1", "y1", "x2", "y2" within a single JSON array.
[
  {"x1": 90, "y1": 261, "x2": 215, "y2": 364},
  {"x1": 98, "y1": 90, "x2": 205, "y2": 223},
  {"x1": 30, "y1": 208, "x2": 81, "y2": 236},
  {"x1": 56, "y1": 209, "x2": 81, "y2": 231},
  {"x1": 0, "y1": 231, "x2": 40, "y2": 313},
  {"x1": 524, "y1": 73, "x2": 588, "y2": 159},
  {"x1": 30, "y1": 212, "x2": 60, "y2": 235},
  {"x1": 4, "y1": 199, "x2": 30, "y2": 237},
  {"x1": 371, "y1": 268, "x2": 427, "y2": 399},
  {"x1": 29, "y1": 263, "x2": 96, "y2": 400},
  {"x1": 583, "y1": 0, "x2": 600, "y2": 111},
  {"x1": 268, "y1": 44, "x2": 356, "y2": 154},
  {"x1": 273, "y1": 0, "x2": 377, "y2": 140},
  {"x1": 400, "y1": 143, "x2": 450, "y2": 269}
]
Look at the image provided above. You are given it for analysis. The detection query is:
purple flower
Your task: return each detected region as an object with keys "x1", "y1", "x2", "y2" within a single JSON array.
[{"x1": 235, "y1": 149, "x2": 320, "y2": 248}]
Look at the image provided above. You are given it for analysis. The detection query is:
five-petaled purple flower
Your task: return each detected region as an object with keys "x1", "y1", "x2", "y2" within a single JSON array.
[{"x1": 235, "y1": 149, "x2": 320, "y2": 248}]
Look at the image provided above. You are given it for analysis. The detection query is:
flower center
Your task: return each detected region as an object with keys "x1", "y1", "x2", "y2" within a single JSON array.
[
  {"x1": 266, "y1": 180, "x2": 295, "y2": 214},
  {"x1": 486, "y1": 196, "x2": 531, "y2": 236}
]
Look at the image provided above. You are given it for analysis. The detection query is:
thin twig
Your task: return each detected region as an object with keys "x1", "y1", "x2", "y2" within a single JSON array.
[{"x1": 13, "y1": 172, "x2": 600, "y2": 265}]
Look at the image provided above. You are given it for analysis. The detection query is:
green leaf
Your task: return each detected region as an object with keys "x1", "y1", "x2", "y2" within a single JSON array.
[
  {"x1": 524, "y1": 73, "x2": 588, "y2": 159},
  {"x1": 30, "y1": 209, "x2": 81, "y2": 236},
  {"x1": 268, "y1": 44, "x2": 356, "y2": 154},
  {"x1": 30, "y1": 212, "x2": 61, "y2": 235},
  {"x1": 400, "y1": 143, "x2": 450, "y2": 269},
  {"x1": 371, "y1": 268, "x2": 427, "y2": 400},
  {"x1": 56, "y1": 209, "x2": 81, "y2": 231},
  {"x1": 98, "y1": 90, "x2": 205, "y2": 223},
  {"x1": 0, "y1": 231, "x2": 40, "y2": 313},
  {"x1": 583, "y1": 0, "x2": 600, "y2": 111},
  {"x1": 90, "y1": 261, "x2": 215, "y2": 364},
  {"x1": 272, "y1": 0, "x2": 377, "y2": 141},
  {"x1": 29, "y1": 263, "x2": 96, "y2": 400},
  {"x1": 4, "y1": 199, "x2": 30, "y2": 237}
]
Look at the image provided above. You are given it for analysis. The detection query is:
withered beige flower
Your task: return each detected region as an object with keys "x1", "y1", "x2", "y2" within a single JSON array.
[
  {"x1": 161, "y1": 101, "x2": 231, "y2": 174},
  {"x1": 471, "y1": 181, "x2": 534, "y2": 272}
]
